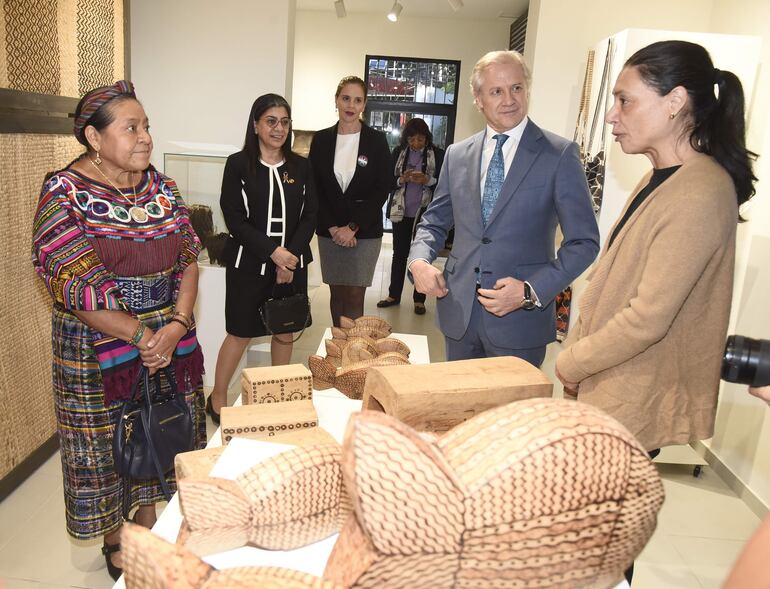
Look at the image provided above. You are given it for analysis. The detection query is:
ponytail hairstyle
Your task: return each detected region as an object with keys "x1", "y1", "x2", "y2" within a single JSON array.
[{"x1": 626, "y1": 40, "x2": 757, "y2": 209}]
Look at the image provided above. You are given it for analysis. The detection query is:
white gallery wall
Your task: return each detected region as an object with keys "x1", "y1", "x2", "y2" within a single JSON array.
[
  {"x1": 291, "y1": 10, "x2": 511, "y2": 141},
  {"x1": 526, "y1": 0, "x2": 770, "y2": 510},
  {"x1": 130, "y1": 0, "x2": 296, "y2": 168}
]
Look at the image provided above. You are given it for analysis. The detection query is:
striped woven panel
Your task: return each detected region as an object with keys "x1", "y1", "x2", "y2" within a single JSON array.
[
  {"x1": 0, "y1": 133, "x2": 81, "y2": 480},
  {"x1": 0, "y1": 0, "x2": 123, "y2": 96}
]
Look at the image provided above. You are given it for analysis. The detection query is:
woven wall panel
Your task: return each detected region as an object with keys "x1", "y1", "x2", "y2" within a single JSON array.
[
  {"x1": 76, "y1": 0, "x2": 113, "y2": 95},
  {"x1": 0, "y1": 134, "x2": 82, "y2": 479},
  {"x1": 1, "y1": 0, "x2": 123, "y2": 482},
  {"x1": 0, "y1": 0, "x2": 124, "y2": 98},
  {"x1": 3, "y1": 0, "x2": 61, "y2": 94}
]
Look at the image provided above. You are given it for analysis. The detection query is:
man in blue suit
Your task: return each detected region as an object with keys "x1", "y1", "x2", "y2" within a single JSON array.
[{"x1": 408, "y1": 50, "x2": 599, "y2": 366}]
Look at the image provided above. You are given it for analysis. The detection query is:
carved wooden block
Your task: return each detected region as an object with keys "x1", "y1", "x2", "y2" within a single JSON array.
[
  {"x1": 220, "y1": 400, "x2": 319, "y2": 445},
  {"x1": 241, "y1": 364, "x2": 313, "y2": 404},
  {"x1": 361, "y1": 356, "x2": 553, "y2": 432},
  {"x1": 174, "y1": 446, "x2": 225, "y2": 480}
]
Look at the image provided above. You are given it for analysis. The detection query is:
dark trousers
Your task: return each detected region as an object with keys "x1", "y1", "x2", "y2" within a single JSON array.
[
  {"x1": 444, "y1": 296, "x2": 546, "y2": 367},
  {"x1": 388, "y1": 217, "x2": 425, "y2": 304}
]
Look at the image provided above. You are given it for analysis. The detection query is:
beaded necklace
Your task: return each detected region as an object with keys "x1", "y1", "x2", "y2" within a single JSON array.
[{"x1": 89, "y1": 159, "x2": 149, "y2": 223}]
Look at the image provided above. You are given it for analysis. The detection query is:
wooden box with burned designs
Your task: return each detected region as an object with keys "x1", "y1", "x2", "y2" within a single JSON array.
[
  {"x1": 220, "y1": 400, "x2": 319, "y2": 445},
  {"x1": 241, "y1": 364, "x2": 313, "y2": 404}
]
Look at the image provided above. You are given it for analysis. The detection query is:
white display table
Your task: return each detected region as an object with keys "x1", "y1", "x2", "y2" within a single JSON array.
[{"x1": 114, "y1": 330, "x2": 629, "y2": 589}]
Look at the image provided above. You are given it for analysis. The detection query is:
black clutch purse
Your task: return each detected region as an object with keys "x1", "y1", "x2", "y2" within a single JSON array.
[
  {"x1": 259, "y1": 284, "x2": 311, "y2": 342},
  {"x1": 112, "y1": 366, "x2": 194, "y2": 517}
]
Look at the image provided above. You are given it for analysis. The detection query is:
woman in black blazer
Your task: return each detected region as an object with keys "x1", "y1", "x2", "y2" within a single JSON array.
[
  {"x1": 206, "y1": 94, "x2": 317, "y2": 422},
  {"x1": 309, "y1": 75, "x2": 391, "y2": 327}
]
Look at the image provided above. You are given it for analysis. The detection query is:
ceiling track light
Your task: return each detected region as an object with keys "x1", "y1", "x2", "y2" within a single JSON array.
[
  {"x1": 334, "y1": 0, "x2": 346, "y2": 18},
  {"x1": 447, "y1": 0, "x2": 463, "y2": 10},
  {"x1": 387, "y1": 1, "x2": 403, "y2": 22}
]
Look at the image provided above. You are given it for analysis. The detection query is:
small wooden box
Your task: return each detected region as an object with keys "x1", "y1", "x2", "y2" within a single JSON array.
[
  {"x1": 220, "y1": 400, "x2": 319, "y2": 445},
  {"x1": 362, "y1": 357, "x2": 553, "y2": 432},
  {"x1": 241, "y1": 364, "x2": 313, "y2": 404}
]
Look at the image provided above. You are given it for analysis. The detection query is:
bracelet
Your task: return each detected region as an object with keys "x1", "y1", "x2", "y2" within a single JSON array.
[
  {"x1": 169, "y1": 317, "x2": 190, "y2": 332},
  {"x1": 173, "y1": 311, "x2": 192, "y2": 329},
  {"x1": 128, "y1": 322, "x2": 146, "y2": 346}
]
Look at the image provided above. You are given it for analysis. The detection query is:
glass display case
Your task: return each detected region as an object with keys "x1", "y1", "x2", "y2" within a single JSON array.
[{"x1": 164, "y1": 152, "x2": 228, "y2": 262}]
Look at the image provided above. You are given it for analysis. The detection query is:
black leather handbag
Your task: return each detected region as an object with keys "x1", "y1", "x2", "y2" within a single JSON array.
[
  {"x1": 259, "y1": 284, "x2": 311, "y2": 342},
  {"x1": 112, "y1": 366, "x2": 194, "y2": 517}
]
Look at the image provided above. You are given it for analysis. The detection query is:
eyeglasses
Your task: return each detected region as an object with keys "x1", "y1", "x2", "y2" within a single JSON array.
[{"x1": 262, "y1": 117, "x2": 292, "y2": 129}]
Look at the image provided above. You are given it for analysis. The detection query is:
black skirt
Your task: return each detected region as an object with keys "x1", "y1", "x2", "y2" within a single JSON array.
[{"x1": 225, "y1": 264, "x2": 309, "y2": 338}]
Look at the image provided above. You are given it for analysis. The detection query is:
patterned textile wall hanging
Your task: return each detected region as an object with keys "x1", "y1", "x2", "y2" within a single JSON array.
[
  {"x1": 0, "y1": 0, "x2": 125, "y2": 484},
  {"x1": 554, "y1": 53, "x2": 595, "y2": 343}
]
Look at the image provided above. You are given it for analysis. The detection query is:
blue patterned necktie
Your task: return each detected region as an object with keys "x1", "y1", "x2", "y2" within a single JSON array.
[{"x1": 481, "y1": 133, "x2": 509, "y2": 226}]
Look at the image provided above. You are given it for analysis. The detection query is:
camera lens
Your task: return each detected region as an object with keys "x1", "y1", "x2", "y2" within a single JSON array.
[{"x1": 722, "y1": 335, "x2": 770, "y2": 387}]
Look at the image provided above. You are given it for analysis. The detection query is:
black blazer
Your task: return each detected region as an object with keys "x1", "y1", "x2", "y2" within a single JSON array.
[
  {"x1": 309, "y1": 122, "x2": 391, "y2": 239},
  {"x1": 220, "y1": 150, "x2": 317, "y2": 273}
]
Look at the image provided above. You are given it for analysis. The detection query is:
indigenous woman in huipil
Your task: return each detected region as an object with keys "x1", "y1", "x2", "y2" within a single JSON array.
[{"x1": 31, "y1": 81, "x2": 206, "y2": 581}]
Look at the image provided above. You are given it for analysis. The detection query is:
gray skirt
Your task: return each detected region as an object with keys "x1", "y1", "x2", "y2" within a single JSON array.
[{"x1": 318, "y1": 235, "x2": 382, "y2": 287}]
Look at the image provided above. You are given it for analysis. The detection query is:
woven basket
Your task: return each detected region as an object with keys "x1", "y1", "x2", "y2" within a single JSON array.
[
  {"x1": 309, "y1": 355, "x2": 337, "y2": 390},
  {"x1": 334, "y1": 353, "x2": 410, "y2": 400},
  {"x1": 353, "y1": 316, "x2": 392, "y2": 334},
  {"x1": 341, "y1": 338, "x2": 378, "y2": 365},
  {"x1": 375, "y1": 338, "x2": 411, "y2": 358}
]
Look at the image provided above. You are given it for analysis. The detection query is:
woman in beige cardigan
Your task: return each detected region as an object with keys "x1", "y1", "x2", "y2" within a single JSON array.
[{"x1": 556, "y1": 41, "x2": 757, "y2": 455}]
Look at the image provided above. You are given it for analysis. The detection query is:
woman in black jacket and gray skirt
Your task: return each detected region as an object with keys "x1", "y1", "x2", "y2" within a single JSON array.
[
  {"x1": 309, "y1": 75, "x2": 391, "y2": 327},
  {"x1": 206, "y1": 93, "x2": 317, "y2": 422}
]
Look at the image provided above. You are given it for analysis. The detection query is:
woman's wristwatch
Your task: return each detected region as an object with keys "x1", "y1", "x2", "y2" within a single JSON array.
[{"x1": 347, "y1": 222, "x2": 359, "y2": 232}]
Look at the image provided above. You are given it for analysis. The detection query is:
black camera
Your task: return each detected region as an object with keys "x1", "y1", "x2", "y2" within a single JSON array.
[{"x1": 722, "y1": 335, "x2": 770, "y2": 387}]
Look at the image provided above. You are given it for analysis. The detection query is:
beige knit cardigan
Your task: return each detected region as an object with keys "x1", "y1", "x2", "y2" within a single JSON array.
[{"x1": 556, "y1": 154, "x2": 737, "y2": 450}]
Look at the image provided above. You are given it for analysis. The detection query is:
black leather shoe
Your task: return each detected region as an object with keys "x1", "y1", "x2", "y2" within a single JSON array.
[
  {"x1": 376, "y1": 297, "x2": 400, "y2": 308},
  {"x1": 205, "y1": 395, "x2": 221, "y2": 425},
  {"x1": 414, "y1": 303, "x2": 426, "y2": 315},
  {"x1": 102, "y1": 541, "x2": 122, "y2": 581}
]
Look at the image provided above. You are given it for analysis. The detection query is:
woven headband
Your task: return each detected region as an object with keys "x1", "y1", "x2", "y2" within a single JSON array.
[{"x1": 73, "y1": 80, "x2": 136, "y2": 138}]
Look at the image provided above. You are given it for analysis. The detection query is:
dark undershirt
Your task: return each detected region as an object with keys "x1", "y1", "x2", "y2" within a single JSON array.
[{"x1": 607, "y1": 165, "x2": 682, "y2": 249}]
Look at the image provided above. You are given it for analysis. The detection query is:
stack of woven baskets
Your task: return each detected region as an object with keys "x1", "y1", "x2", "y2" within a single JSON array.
[{"x1": 309, "y1": 316, "x2": 410, "y2": 399}]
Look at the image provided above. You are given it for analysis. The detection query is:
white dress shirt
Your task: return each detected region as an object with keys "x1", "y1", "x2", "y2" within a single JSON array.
[
  {"x1": 334, "y1": 132, "x2": 360, "y2": 193},
  {"x1": 479, "y1": 116, "x2": 529, "y2": 201}
]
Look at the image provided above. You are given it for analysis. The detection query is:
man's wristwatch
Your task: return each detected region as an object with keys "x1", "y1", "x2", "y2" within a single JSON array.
[
  {"x1": 521, "y1": 282, "x2": 536, "y2": 310},
  {"x1": 347, "y1": 222, "x2": 359, "y2": 232}
]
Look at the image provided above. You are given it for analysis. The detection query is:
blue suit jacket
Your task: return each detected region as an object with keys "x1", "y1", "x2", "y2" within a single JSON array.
[{"x1": 408, "y1": 119, "x2": 599, "y2": 349}]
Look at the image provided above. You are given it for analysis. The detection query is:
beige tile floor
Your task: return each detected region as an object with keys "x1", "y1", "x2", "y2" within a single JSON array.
[{"x1": 0, "y1": 242, "x2": 762, "y2": 588}]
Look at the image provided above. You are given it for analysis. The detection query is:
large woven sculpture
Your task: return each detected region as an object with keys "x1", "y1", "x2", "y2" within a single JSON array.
[
  {"x1": 123, "y1": 524, "x2": 343, "y2": 589},
  {"x1": 177, "y1": 444, "x2": 352, "y2": 556},
  {"x1": 166, "y1": 398, "x2": 663, "y2": 588}
]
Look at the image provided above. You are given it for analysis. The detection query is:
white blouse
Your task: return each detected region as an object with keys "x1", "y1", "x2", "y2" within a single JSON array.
[{"x1": 333, "y1": 132, "x2": 360, "y2": 192}]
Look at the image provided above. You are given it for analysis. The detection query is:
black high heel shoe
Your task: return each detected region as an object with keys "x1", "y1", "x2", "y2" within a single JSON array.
[
  {"x1": 102, "y1": 541, "x2": 122, "y2": 581},
  {"x1": 205, "y1": 395, "x2": 221, "y2": 425}
]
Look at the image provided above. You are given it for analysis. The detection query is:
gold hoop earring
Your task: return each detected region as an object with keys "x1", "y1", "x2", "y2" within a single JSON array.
[{"x1": 94, "y1": 151, "x2": 102, "y2": 165}]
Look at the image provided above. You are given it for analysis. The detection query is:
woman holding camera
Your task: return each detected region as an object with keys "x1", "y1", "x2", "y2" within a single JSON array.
[{"x1": 556, "y1": 41, "x2": 756, "y2": 454}]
